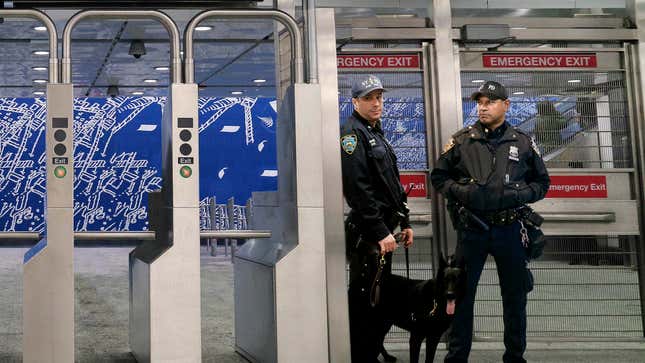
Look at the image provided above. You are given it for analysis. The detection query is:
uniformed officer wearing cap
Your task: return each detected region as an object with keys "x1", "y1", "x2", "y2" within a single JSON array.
[
  {"x1": 341, "y1": 75, "x2": 414, "y2": 362},
  {"x1": 431, "y1": 81, "x2": 550, "y2": 363}
]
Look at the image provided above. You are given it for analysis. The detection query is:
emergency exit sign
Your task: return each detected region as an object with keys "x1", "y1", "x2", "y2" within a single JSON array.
[
  {"x1": 337, "y1": 54, "x2": 420, "y2": 69},
  {"x1": 546, "y1": 175, "x2": 607, "y2": 198},
  {"x1": 483, "y1": 53, "x2": 597, "y2": 68},
  {"x1": 400, "y1": 173, "x2": 427, "y2": 198}
]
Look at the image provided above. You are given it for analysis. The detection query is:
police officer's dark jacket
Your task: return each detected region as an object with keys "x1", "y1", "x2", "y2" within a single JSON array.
[
  {"x1": 431, "y1": 121, "x2": 550, "y2": 212},
  {"x1": 341, "y1": 111, "x2": 411, "y2": 243}
]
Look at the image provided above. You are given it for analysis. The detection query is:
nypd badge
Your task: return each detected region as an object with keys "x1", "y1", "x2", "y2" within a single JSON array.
[
  {"x1": 509, "y1": 145, "x2": 519, "y2": 161},
  {"x1": 341, "y1": 134, "x2": 358, "y2": 154}
]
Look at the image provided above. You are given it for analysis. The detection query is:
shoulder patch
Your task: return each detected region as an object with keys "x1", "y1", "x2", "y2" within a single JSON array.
[
  {"x1": 530, "y1": 136, "x2": 541, "y2": 156},
  {"x1": 442, "y1": 138, "x2": 455, "y2": 154},
  {"x1": 341, "y1": 134, "x2": 358, "y2": 154}
]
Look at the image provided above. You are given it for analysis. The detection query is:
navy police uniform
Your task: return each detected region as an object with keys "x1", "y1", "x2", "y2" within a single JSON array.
[
  {"x1": 431, "y1": 81, "x2": 550, "y2": 363},
  {"x1": 341, "y1": 93, "x2": 410, "y2": 361}
]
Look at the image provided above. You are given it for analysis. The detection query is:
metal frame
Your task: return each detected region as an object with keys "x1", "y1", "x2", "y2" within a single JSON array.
[
  {"x1": 184, "y1": 9, "x2": 303, "y2": 84},
  {"x1": 62, "y1": 9, "x2": 182, "y2": 83},
  {"x1": 0, "y1": 9, "x2": 58, "y2": 83},
  {"x1": 624, "y1": 40, "x2": 645, "y2": 337}
]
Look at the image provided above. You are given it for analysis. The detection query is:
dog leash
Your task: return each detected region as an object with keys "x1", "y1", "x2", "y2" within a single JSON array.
[
  {"x1": 395, "y1": 232, "x2": 410, "y2": 279},
  {"x1": 369, "y1": 254, "x2": 386, "y2": 308}
]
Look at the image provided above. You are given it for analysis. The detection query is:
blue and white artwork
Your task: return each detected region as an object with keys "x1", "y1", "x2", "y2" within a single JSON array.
[{"x1": 0, "y1": 96, "x2": 277, "y2": 232}]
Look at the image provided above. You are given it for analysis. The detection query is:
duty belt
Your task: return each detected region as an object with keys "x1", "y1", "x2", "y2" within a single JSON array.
[{"x1": 479, "y1": 208, "x2": 520, "y2": 226}]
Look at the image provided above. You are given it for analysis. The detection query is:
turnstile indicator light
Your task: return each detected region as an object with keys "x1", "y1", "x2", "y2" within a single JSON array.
[
  {"x1": 178, "y1": 117, "x2": 193, "y2": 128},
  {"x1": 54, "y1": 143, "x2": 67, "y2": 156},
  {"x1": 180, "y1": 143, "x2": 192, "y2": 155},
  {"x1": 180, "y1": 165, "x2": 192, "y2": 178},
  {"x1": 54, "y1": 166, "x2": 67, "y2": 178},
  {"x1": 54, "y1": 129, "x2": 67, "y2": 142},
  {"x1": 52, "y1": 117, "x2": 68, "y2": 128},
  {"x1": 179, "y1": 129, "x2": 192, "y2": 142}
]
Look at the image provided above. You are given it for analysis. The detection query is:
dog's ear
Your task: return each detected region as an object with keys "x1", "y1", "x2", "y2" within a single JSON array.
[
  {"x1": 447, "y1": 254, "x2": 455, "y2": 267},
  {"x1": 439, "y1": 254, "x2": 447, "y2": 269}
]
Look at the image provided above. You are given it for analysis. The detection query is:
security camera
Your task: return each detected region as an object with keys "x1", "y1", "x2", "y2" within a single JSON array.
[{"x1": 128, "y1": 39, "x2": 146, "y2": 59}]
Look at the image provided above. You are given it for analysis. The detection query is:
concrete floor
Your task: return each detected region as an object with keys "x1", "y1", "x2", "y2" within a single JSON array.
[{"x1": 2, "y1": 246, "x2": 645, "y2": 362}]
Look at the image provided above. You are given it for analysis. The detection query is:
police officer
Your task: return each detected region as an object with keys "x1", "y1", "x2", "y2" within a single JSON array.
[
  {"x1": 341, "y1": 75, "x2": 414, "y2": 362},
  {"x1": 431, "y1": 81, "x2": 550, "y2": 363}
]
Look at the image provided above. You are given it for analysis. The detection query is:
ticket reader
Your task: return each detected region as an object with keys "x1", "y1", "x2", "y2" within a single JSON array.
[
  {"x1": 129, "y1": 83, "x2": 201, "y2": 362},
  {"x1": 23, "y1": 84, "x2": 75, "y2": 363}
]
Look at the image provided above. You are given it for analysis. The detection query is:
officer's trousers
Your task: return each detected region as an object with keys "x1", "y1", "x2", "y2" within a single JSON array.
[
  {"x1": 445, "y1": 222, "x2": 532, "y2": 363},
  {"x1": 348, "y1": 246, "x2": 393, "y2": 363}
]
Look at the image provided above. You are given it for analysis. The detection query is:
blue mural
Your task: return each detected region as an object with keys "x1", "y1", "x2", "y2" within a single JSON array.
[
  {"x1": 1, "y1": 95, "x2": 425, "y2": 233},
  {"x1": 0, "y1": 96, "x2": 277, "y2": 232}
]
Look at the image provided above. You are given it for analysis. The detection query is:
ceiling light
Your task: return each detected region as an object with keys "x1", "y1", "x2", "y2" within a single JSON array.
[
  {"x1": 231, "y1": 91, "x2": 243, "y2": 95},
  {"x1": 107, "y1": 85, "x2": 119, "y2": 97},
  {"x1": 32, "y1": 50, "x2": 49, "y2": 56},
  {"x1": 128, "y1": 39, "x2": 146, "y2": 59},
  {"x1": 195, "y1": 25, "x2": 213, "y2": 31},
  {"x1": 131, "y1": 91, "x2": 144, "y2": 95},
  {"x1": 32, "y1": 66, "x2": 47, "y2": 71},
  {"x1": 154, "y1": 66, "x2": 169, "y2": 71},
  {"x1": 513, "y1": 91, "x2": 525, "y2": 95},
  {"x1": 253, "y1": 79, "x2": 266, "y2": 83},
  {"x1": 143, "y1": 79, "x2": 158, "y2": 83},
  {"x1": 33, "y1": 79, "x2": 47, "y2": 84},
  {"x1": 33, "y1": 91, "x2": 45, "y2": 96},
  {"x1": 568, "y1": 79, "x2": 581, "y2": 83},
  {"x1": 33, "y1": 26, "x2": 47, "y2": 31},
  {"x1": 471, "y1": 79, "x2": 485, "y2": 83}
]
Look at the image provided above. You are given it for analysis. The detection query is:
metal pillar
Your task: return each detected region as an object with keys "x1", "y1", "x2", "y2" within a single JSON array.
[
  {"x1": 428, "y1": 0, "x2": 462, "y2": 261},
  {"x1": 15, "y1": 9, "x2": 74, "y2": 363},
  {"x1": 315, "y1": 8, "x2": 351, "y2": 362},
  {"x1": 129, "y1": 83, "x2": 201, "y2": 362},
  {"x1": 23, "y1": 83, "x2": 75, "y2": 363},
  {"x1": 625, "y1": 0, "x2": 645, "y2": 337}
]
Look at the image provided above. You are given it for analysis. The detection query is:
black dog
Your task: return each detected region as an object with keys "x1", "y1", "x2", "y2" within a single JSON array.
[{"x1": 378, "y1": 255, "x2": 464, "y2": 363}]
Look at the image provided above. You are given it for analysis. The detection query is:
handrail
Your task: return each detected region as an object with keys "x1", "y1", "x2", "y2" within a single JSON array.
[
  {"x1": 542, "y1": 212, "x2": 615, "y2": 223},
  {"x1": 0, "y1": 232, "x2": 41, "y2": 240},
  {"x1": 184, "y1": 9, "x2": 303, "y2": 84},
  {"x1": 0, "y1": 230, "x2": 271, "y2": 241},
  {"x1": 62, "y1": 9, "x2": 181, "y2": 83},
  {"x1": 0, "y1": 9, "x2": 58, "y2": 83}
]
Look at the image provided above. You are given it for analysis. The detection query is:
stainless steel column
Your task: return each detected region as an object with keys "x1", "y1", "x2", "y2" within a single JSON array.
[
  {"x1": 315, "y1": 8, "x2": 351, "y2": 362},
  {"x1": 129, "y1": 83, "x2": 201, "y2": 362},
  {"x1": 17, "y1": 10, "x2": 73, "y2": 363},
  {"x1": 429, "y1": 0, "x2": 462, "y2": 260},
  {"x1": 625, "y1": 0, "x2": 645, "y2": 337}
]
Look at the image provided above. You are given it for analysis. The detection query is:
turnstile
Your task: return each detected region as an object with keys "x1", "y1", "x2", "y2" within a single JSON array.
[
  {"x1": 182, "y1": 9, "x2": 349, "y2": 362},
  {"x1": 18, "y1": 10, "x2": 76, "y2": 363},
  {"x1": 59, "y1": 10, "x2": 202, "y2": 361}
]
